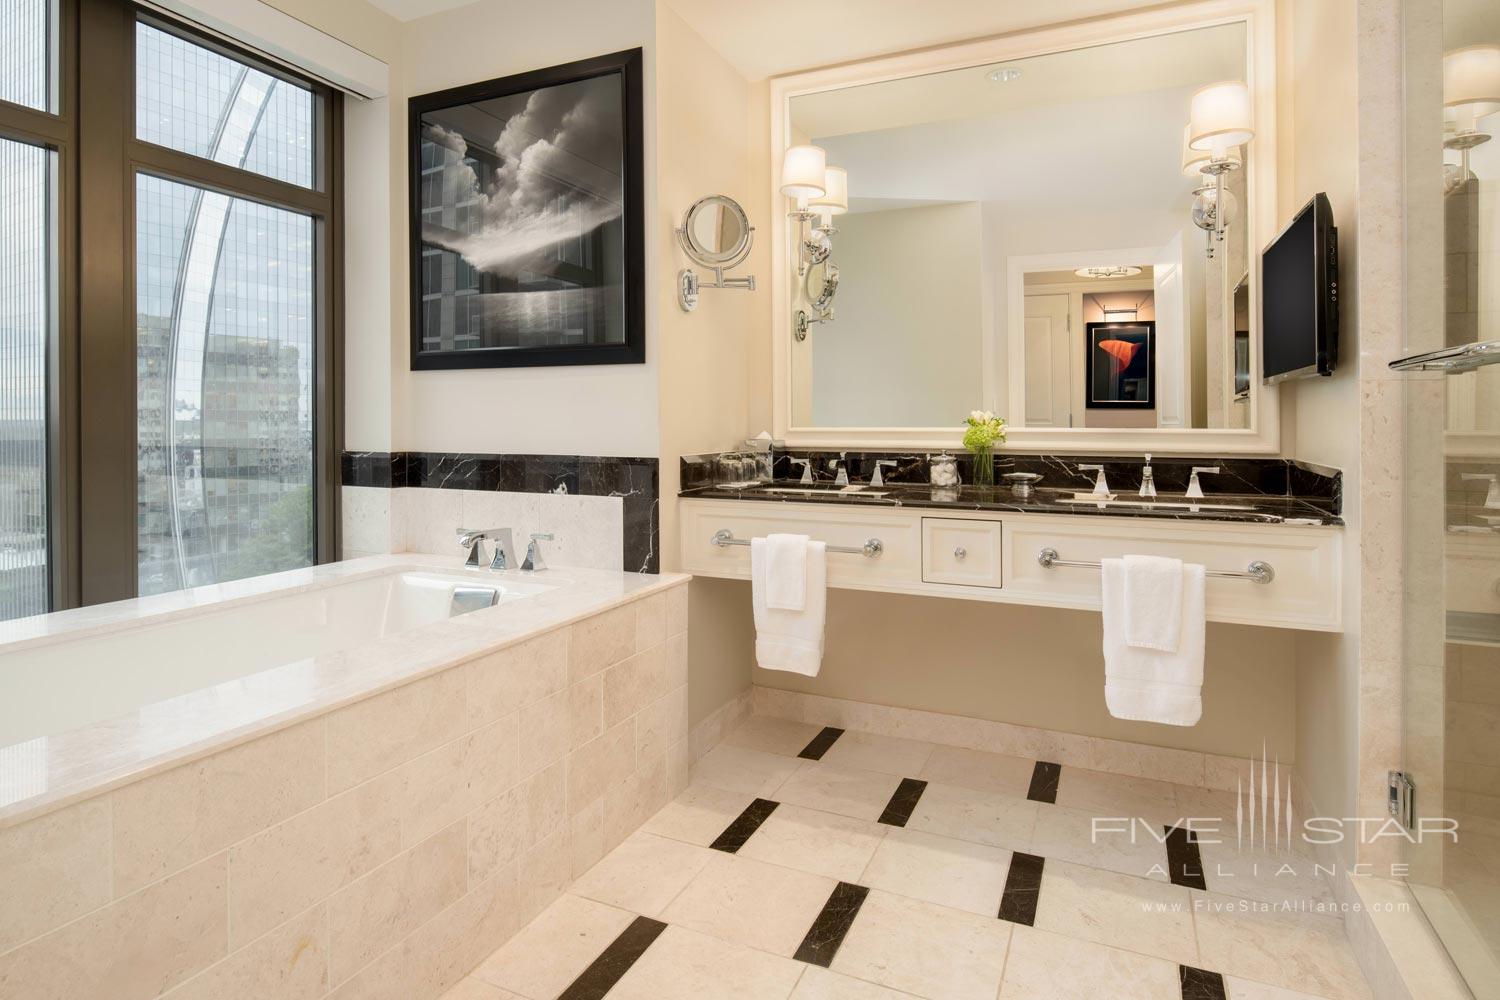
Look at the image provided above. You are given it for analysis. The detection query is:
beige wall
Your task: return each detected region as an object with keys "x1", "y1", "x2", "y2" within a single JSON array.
[
  {"x1": 654, "y1": 4, "x2": 761, "y2": 724},
  {"x1": 753, "y1": 592, "x2": 1297, "y2": 760}
]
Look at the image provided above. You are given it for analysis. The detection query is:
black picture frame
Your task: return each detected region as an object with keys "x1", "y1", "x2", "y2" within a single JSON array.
[
  {"x1": 408, "y1": 49, "x2": 645, "y2": 370},
  {"x1": 1084, "y1": 321, "x2": 1156, "y2": 409}
]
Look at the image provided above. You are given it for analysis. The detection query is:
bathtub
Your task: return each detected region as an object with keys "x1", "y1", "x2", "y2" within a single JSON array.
[{"x1": 0, "y1": 564, "x2": 559, "y2": 749}]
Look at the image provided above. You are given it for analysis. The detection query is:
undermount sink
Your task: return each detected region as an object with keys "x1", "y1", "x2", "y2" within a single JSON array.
[
  {"x1": 1054, "y1": 493, "x2": 1258, "y2": 512},
  {"x1": 755, "y1": 484, "x2": 891, "y2": 499}
]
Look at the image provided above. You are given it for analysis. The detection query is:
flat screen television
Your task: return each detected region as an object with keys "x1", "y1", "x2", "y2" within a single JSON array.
[{"x1": 1261, "y1": 192, "x2": 1338, "y2": 384}]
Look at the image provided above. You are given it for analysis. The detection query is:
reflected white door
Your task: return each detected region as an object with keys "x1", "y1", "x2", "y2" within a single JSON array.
[{"x1": 1024, "y1": 293, "x2": 1072, "y2": 427}]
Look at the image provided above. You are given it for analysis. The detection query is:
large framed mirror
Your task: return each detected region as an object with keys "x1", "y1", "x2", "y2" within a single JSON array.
[{"x1": 769, "y1": 0, "x2": 1278, "y2": 452}]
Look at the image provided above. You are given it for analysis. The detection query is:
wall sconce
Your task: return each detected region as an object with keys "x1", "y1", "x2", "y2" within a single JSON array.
[
  {"x1": 1444, "y1": 44, "x2": 1500, "y2": 184},
  {"x1": 782, "y1": 146, "x2": 849, "y2": 276},
  {"x1": 1187, "y1": 82, "x2": 1254, "y2": 258}
]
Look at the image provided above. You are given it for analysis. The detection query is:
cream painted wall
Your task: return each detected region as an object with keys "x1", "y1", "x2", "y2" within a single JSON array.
[
  {"x1": 753, "y1": 594, "x2": 1297, "y2": 760},
  {"x1": 805, "y1": 203, "x2": 984, "y2": 427},
  {"x1": 655, "y1": 3, "x2": 760, "y2": 723},
  {"x1": 1274, "y1": 0, "x2": 1363, "y2": 854}
]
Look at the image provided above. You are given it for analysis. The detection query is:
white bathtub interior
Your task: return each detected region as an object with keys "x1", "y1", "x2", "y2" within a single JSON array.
[{"x1": 0, "y1": 566, "x2": 560, "y2": 749}]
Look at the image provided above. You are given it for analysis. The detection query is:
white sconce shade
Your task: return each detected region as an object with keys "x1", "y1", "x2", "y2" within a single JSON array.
[
  {"x1": 1189, "y1": 81, "x2": 1254, "y2": 155},
  {"x1": 780, "y1": 145, "x2": 827, "y2": 201},
  {"x1": 1180, "y1": 124, "x2": 1210, "y2": 177},
  {"x1": 1444, "y1": 45, "x2": 1500, "y2": 121},
  {"x1": 809, "y1": 166, "x2": 848, "y2": 214}
]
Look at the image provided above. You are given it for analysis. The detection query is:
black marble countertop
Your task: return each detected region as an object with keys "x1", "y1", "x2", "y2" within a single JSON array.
[{"x1": 678, "y1": 482, "x2": 1343, "y2": 526}]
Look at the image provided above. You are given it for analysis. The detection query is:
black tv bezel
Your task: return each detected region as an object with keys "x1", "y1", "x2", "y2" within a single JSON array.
[{"x1": 1261, "y1": 192, "x2": 1338, "y2": 386}]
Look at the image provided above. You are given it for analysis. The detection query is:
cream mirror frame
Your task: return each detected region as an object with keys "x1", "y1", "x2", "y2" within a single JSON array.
[{"x1": 768, "y1": 0, "x2": 1280, "y2": 454}]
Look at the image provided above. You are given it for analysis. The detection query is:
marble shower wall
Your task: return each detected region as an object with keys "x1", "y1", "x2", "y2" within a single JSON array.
[{"x1": 341, "y1": 454, "x2": 659, "y2": 574}]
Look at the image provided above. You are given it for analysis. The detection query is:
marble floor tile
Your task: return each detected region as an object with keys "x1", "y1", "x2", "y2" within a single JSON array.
[
  {"x1": 569, "y1": 831, "x2": 714, "y2": 917},
  {"x1": 738, "y1": 803, "x2": 888, "y2": 882},
  {"x1": 724, "y1": 716, "x2": 827, "y2": 757},
  {"x1": 776, "y1": 762, "x2": 906, "y2": 822},
  {"x1": 790, "y1": 965, "x2": 918, "y2": 999},
  {"x1": 641, "y1": 782, "x2": 757, "y2": 847},
  {"x1": 817, "y1": 731, "x2": 937, "y2": 776},
  {"x1": 1028, "y1": 802, "x2": 1172, "y2": 882},
  {"x1": 998, "y1": 924, "x2": 1181, "y2": 999},
  {"x1": 608, "y1": 924, "x2": 805, "y2": 1000},
  {"x1": 1197, "y1": 843, "x2": 1335, "y2": 907},
  {"x1": 831, "y1": 889, "x2": 1012, "y2": 1000},
  {"x1": 904, "y1": 781, "x2": 1037, "y2": 850},
  {"x1": 1053, "y1": 767, "x2": 1184, "y2": 826},
  {"x1": 918, "y1": 745, "x2": 1036, "y2": 799},
  {"x1": 859, "y1": 827, "x2": 1010, "y2": 917},
  {"x1": 1192, "y1": 891, "x2": 1372, "y2": 1000},
  {"x1": 1225, "y1": 977, "x2": 1339, "y2": 999},
  {"x1": 1033, "y1": 859, "x2": 1199, "y2": 966},
  {"x1": 662, "y1": 853, "x2": 837, "y2": 956},
  {"x1": 437, "y1": 976, "x2": 525, "y2": 1000},
  {"x1": 472, "y1": 893, "x2": 633, "y2": 999},
  {"x1": 692, "y1": 743, "x2": 805, "y2": 798}
]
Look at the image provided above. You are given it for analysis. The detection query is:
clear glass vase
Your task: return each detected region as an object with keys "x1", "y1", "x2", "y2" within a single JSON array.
[{"x1": 969, "y1": 445, "x2": 994, "y2": 487}]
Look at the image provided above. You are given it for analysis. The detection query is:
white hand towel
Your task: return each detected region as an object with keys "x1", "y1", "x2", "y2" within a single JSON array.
[
  {"x1": 1102, "y1": 557, "x2": 1206, "y2": 726},
  {"x1": 752, "y1": 536, "x2": 827, "y2": 676},
  {"x1": 1123, "y1": 554, "x2": 1184, "y2": 652},
  {"x1": 765, "y1": 533, "x2": 811, "y2": 611}
]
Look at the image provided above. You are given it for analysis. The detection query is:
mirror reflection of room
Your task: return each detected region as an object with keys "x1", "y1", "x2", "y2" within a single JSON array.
[{"x1": 787, "y1": 22, "x2": 1252, "y2": 431}]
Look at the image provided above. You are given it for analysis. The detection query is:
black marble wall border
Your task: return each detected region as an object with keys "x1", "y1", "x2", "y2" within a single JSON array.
[
  {"x1": 341, "y1": 452, "x2": 659, "y2": 574},
  {"x1": 682, "y1": 449, "x2": 1340, "y2": 512}
]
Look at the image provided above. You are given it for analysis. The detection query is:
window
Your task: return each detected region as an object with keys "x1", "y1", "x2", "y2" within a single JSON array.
[{"x1": 0, "y1": 0, "x2": 341, "y2": 617}]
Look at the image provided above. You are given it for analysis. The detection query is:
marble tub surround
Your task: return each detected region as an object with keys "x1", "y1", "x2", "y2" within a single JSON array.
[
  {"x1": 444, "y1": 711, "x2": 1370, "y2": 1000},
  {"x1": 0, "y1": 557, "x2": 685, "y2": 828},
  {"x1": 0, "y1": 571, "x2": 693, "y2": 1000},
  {"x1": 343, "y1": 452, "x2": 659, "y2": 573}
]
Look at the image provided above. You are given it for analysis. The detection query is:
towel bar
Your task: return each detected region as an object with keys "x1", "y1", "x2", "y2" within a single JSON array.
[
  {"x1": 1036, "y1": 547, "x2": 1275, "y2": 584},
  {"x1": 711, "y1": 529, "x2": 883, "y2": 559}
]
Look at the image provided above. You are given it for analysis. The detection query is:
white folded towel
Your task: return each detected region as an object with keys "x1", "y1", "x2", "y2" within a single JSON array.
[
  {"x1": 752, "y1": 536, "x2": 827, "y2": 676},
  {"x1": 1101, "y1": 557, "x2": 1206, "y2": 726},
  {"x1": 764, "y1": 533, "x2": 811, "y2": 611},
  {"x1": 1123, "y1": 554, "x2": 1184, "y2": 651}
]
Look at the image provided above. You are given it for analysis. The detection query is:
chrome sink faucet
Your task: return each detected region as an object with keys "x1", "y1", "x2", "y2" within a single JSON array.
[
  {"x1": 871, "y1": 460, "x2": 896, "y2": 487},
  {"x1": 790, "y1": 458, "x2": 813, "y2": 484},
  {"x1": 522, "y1": 533, "x2": 553, "y2": 572},
  {"x1": 1185, "y1": 466, "x2": 1221, "y2": 499},
  {"x1": 831, "y1": 453, "x2": 850, "y2": 487},
  {"x1": 1139, "y1": 453, "x2": 1157, "y2": 499},
  {"x1": 1078, "y1": 463, "x2": 1110, "y2": 497},
  {"x1": 456, "y1": 526, "x2": 518, "y2": 570}
]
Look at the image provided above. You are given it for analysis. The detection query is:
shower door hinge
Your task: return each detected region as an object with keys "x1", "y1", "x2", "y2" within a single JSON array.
[{"x1": 1389, "y1": 770, "x2": 1416, "y2": 830}]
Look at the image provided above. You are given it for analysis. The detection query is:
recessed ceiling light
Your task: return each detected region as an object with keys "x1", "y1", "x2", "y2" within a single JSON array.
[
  {"x1": 986, "y1": 66, "x2": 1022, "y2": 84},
  {"x1": 1074, "y1": 265, "x2": 1143, "y2": 279}
]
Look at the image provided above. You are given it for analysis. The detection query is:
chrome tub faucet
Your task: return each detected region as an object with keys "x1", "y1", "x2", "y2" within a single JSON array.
[{"x1": 456, "y1": 526, "x2": 518, "y2": 570}]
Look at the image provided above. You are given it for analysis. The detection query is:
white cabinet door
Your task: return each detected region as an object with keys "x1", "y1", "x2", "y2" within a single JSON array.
[{"x1": 1024, "y1": 293, "x2": 1072, "y2": 428}]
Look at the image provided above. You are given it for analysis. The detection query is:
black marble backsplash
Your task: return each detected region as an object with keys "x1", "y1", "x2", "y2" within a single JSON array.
[
  {"x1": 683, "y1": 449, "x2": 1340, "y2": 513},
  {"x1": 342, "y1": 452, "x2": 659, "y2": 573}
]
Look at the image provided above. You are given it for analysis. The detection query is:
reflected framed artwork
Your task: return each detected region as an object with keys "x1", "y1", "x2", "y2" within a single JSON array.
[
  {"x1": 1085, "y1": 321, "x2": 1155, "y2": 409},
  {"x1": 408, "y1": 49, "x2": 644, "y2": 369}
]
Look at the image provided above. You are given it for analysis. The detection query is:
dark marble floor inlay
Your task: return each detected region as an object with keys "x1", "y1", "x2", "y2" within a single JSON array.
[
  {"x1": 1026, "y1": 761, "x2": 1061, "y2": 804},
  {"x1": 793, "y1": 881, "x2": 870, "y2": 967},
  {"x1": 556, "y1": 915, "x2": 667, "y2": 1000},
  {"x1": 1164, "y1": 825, "x2": 1207, "y2": 890},
  {"x1": 709, "y1": 798, "x2": 779, "y2": 854},
  {"x1": 798, "y1": 727, "x2": 846, "y2": 761},
  {"x1": 877, "y1": 778, "x2": 928, "y2": 827},
  {"x1": 1178, "y1": 965, "x2": 1229, "y2": 1000},
  {"x1": 997, "y1": 851, "x2": 1046, "y2": 925}
]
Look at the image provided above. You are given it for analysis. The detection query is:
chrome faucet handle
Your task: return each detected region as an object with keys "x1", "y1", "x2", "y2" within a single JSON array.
[
  {"x1": 871, "y1": 460, "x2": 896, "y2": 488},
  {"x1": 488, "y1": 527, "x2": 518, "y2": 571},
  {"x1": 1078, "y1": 464, "x2": 1110, "y2": 497},
  {"x1": 522, "y1": 533, "x2": 554, "y2": 572},
  {"x1": 1139, "y1": 453, "x2": 1156, "y2": 499},
  {"x1": 789, "y1": 458, "x2": 813, "y2": 484},
  {"x1": 1185, "y1": 466, "x2": 1221, "y2": 500},
  {"x1": 831, "y1": 455, "x2": 850, "y2": 487}
]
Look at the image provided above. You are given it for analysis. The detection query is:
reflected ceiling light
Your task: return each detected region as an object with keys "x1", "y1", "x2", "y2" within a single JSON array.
[
  {"x1": 986, "y1": 66, "x2": 1022, "y2": 83},
  {"x1": 1187, "y1": 81, "x2": 1253, "y2": 256},
  {"x1": 1074, "y1": 265, "x2": 1143, "y2": 279},
  {"x1": 1103, "y1": 309, "x2": 1139, "y2": 323},
  {"x1": 1444, "y1": 44, "x2": 1500, "y2": 170}
]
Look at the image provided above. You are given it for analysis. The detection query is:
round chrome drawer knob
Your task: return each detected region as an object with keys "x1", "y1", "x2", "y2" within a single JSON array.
[{"x1": 954, "y1": 547, "x2": 967, "y2": 560}]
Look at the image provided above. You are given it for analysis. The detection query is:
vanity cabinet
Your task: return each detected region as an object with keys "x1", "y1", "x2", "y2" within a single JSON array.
[{"x1": 679, "y1": 498, "x2": 1343, "y2": 632}]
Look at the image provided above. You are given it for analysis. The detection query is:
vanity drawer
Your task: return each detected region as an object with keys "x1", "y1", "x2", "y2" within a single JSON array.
[{"x1": 922, "y1": 518, "x2": 1003, "y2": 588}]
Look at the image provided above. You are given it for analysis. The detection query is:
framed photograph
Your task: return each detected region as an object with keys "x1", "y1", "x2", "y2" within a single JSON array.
[
  {"x1": 1085, "y1": 321, "x2": 1155, "y2": 409},
  {"x1": 408, "y1": 49, "x2": 644, "y2": 370}
]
